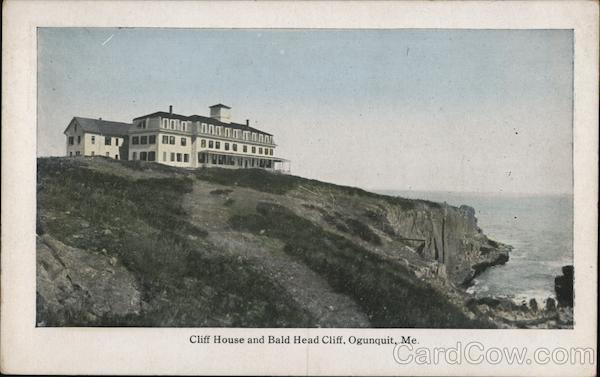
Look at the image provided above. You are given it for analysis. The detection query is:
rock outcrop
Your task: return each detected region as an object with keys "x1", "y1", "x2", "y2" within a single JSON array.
[
  {"x1": 555, "y1": 265, "x2": 574, "y2": 307},
  {"x1": 36, "y1": 234, "x2": 142, "y2": 326},
  {"x1": 381, "y1": 202, "x2": 511, "y2": 286}
]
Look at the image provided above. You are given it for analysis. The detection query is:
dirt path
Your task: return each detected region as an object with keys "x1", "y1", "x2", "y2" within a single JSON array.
[{"x1": 183, "y1": 181, "x2": 371, "y2": 327}]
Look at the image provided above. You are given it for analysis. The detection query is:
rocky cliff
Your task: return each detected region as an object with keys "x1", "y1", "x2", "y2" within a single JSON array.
[{"x1": 36, "y1": 157, "x2": 514, "y2": 328}]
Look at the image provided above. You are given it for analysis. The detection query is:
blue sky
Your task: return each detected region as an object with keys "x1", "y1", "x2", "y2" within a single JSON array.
[{"x1": 38, "y1": 28, "x2": 573, "y2": 194}]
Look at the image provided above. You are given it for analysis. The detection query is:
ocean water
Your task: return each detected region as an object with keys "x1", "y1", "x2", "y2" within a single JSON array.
[{"x1": 376, "y1": 190, "x2": 573, "y2": 303}]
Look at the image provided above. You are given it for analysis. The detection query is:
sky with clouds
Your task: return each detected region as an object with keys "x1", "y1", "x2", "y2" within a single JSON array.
[{"x1": 38, "y1": 28, "x2": 573, "y2": 194}]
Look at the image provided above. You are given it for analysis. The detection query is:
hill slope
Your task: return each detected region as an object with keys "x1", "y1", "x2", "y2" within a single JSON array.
[{"x1": 36, "y1": 157, "x2": 512, "y2": 328}]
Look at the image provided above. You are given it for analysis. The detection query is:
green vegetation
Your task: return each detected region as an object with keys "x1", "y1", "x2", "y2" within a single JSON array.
[
  {"x1": 343, "y1": 218, "x2": 382, "y2": 245},
  {"x1": 37, "y1": 158, "x2": 314, "y2": 327},
  {"x1": 37, "y1": 157, "x2": 484, "y2": 328},
  {"x1": 195, "y1": 168, "x2": 299, "y2": 195},
  {"x1": 229, "y1": 202, "x2": 493, "y2": 328},
  {"x1": 194, "y1": 167, "x2": 438, "y2": 212}
]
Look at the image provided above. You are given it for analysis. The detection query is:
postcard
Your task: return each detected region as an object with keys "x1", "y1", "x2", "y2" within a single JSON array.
[{"x1": 2, "y1": 1, "x2": 598, "y2": 375}]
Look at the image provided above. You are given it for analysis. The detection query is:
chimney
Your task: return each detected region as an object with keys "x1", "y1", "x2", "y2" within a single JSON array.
[
  {"x1": 246, "y1": 119, "x2": 250, "y2": 126},
  {"x1": 209, "y1": 104, "x2": 231, "y2": 123},
  {"x1": 169, "y1": 105, "x2": 173, "y2": 114}
]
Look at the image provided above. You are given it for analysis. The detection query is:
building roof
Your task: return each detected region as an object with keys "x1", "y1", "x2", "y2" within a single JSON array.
[
  {"x1": 133, "y1": 111, "x2": 273, "y2": 136},
  {"x1": 69, "y1": 117, "x2": 131, "y2": 136},
  {"x1": 209, "y1": 103, "x2": 231, "y2": 109}
]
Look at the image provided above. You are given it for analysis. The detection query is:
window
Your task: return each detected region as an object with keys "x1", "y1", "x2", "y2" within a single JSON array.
[
  {"x1": 184, "y1": 154, "x2": 189, "y2": 163},
  {"x1": 211, "y1": 155, "x2": 217, "y2": 164},
  {"x1": 115, "y1": 154, "x2": 119, "y2": 160},
  {"x1": 252, "y1": 146, "x2": 256, "y2": 153},
  {"x1": 243, "y1": 145, "x2": 247, "y2": 153},
  {"x1": 115, "y1": 139, "x2": 119, "y2": 146},
  {"x1": 216, "y1": 126, "x2": 222, "y2": 135},
  {"x1": 170, "y1": 153, "x2": 175, "y2": 162},
  {"x1": 91, "y1": 136, "x2": 96, "y2": 144},
  {"x1": 215, "y1": 141, "x2": 220, "y2": 149},
  {"x1": 163, "y1": 152, "x2": 167, "y2": 161},
  {"x1": 233, "y1": 130, "x2": 239, "y2": 139},
  {"x1": 224, "y1": 143, "x2": 230, "y2": 151},
  {"x1": 132, "y1": 152, "x2": 137, "y2": 160},
  {"x1": 170, "y1": 120, "x2": 176, "y2": 130},
  {"x1": 259, "y1": 147, "x2": 263, "y2": 154},
  {"x1": 232, "y1": 144, "x2": 238, "y2": 152},
  {"x1": 270, "y1": 149, "x2": 273, "y2": 156},
  {"x1": 259, "y1": 134, "x2": 264, "y2": 142},
  {"x1": 162, "y1": 118, "x2": 168, "y2": 128},
  {"x1": 225, "y1": 128, "x2": 231, "y2": 137},
  {"x1": 252, "y1": 133, "x2": 257, "y2": 141},
  {"x1": 181, "y1": 121, "x2": 186, "y2": 131},
  {"x1": 68, "y1": 136, "x2": 74, "y2": 145},
  {"x1": 76, "y1": 151, "x2": 81, "y2": 156},
  {"x1": 177, "y1": 153, "x2": 182, "y2": 162},
  {"x1": 198, "y1": 153, "x2": 206, "y2": 163},
  {"x1": 141, "y1": 136, "x2": 148, "y2": 144},
  {"x1": 70, "y1": 152, "x2": 73, "y2": 156},
  {"x1": 201, "y1": 139, "x2": 206, "y2": 148},
  {"x1": 169, "y1": 136, "x2": 175, "y2": 145},
  {"x1": 105, "y1": 137, "x2": 111, "y2": 145},
  {"x1": 209, "y1": 124, "x2": 215, "y2": 134},
  {"x1": 132, "y1": 136, "x2": 139, "y2": 145},
  {"x1": 201, "y1": 123, "x2": 207, "y2": 133},
  {"x1": 218, "y1": 155, "x2": 224, "y2": 165},
  {"x1": 77, "y1": 136, "x2": 81, "y2": 144},
  {"x1": 181, "y1": 137, "x2": 186, "y2": 146},
  {"x1": 149, "y1": 135, "x2": 156, "y2": 144},
  {"x1": 138, "y1": 120, "x2": 146, "y2": 129},
  {"x1": 162, "y1": 135, "x2": 168, "y2": 144},
  {"x1": 209, "y1": 140, "x2": 214, "y2": 148},
  {"x1": 140, "y1": 151, "x2": 147, "y2": 161},
  {"x1": 148, "y1": 152, "x2": 156, "y2": 162},
  {"x1": 91, "y1": 151, "x2": 95, "y2": 156}
]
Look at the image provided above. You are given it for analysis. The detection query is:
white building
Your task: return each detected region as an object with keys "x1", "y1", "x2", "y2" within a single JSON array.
[
  {"x1": 64, "y1": 104, "x2": 290, "y2": 172},
  {"x1": 63, "y1": 117, "x2": 128, "y2": 159}
]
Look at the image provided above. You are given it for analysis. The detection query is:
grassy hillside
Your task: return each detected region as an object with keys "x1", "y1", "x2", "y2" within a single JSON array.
[{"x1": 36, "y1": 157, "x2": 496, "y2": 328}]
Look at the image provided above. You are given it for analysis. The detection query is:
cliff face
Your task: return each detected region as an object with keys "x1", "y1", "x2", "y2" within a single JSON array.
[
  {"x1": 36, "y1": 157, "x2": 511, "y2": 328},
  {"x1": 383, "y1": 203, "x2": 511, "y2": 286}
]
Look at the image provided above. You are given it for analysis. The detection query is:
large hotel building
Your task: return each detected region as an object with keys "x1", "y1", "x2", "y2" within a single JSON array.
[{"x1": 64, "y1": 104, "x2": 289, "y2": 172}]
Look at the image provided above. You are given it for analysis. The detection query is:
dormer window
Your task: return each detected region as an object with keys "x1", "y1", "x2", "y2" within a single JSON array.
[
  {"x1": 162, "y1": 118, "x2": 168, "y2": 128},
  {"x1": 259, "y1": 134, "x2": 264, "y2": 142},
  {"x1": 209, "y1": 124, "x2": 215, "y2": 134},
  {"x1": 170, "y1": 120, "x2": 176, "y2": 130},
  {"x1": 252, "y1": 133, "x2": 257, "y2": 141},
  {"x1": 225, "y1": 128, "x2": 231, "y2": 137},
  {"x1": 216, "y1": 126, "x2": 222, "y2": 136}
]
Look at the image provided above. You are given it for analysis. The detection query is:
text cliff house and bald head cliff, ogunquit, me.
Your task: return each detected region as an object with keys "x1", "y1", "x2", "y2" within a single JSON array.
[{"x1": 63, "y1": 104, "x2": 291, "y2": 172}]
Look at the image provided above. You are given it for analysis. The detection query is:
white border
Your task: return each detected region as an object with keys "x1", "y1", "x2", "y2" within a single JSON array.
[{"x1": 2, "y1": 1, "x2": 598, "y2": 375}]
